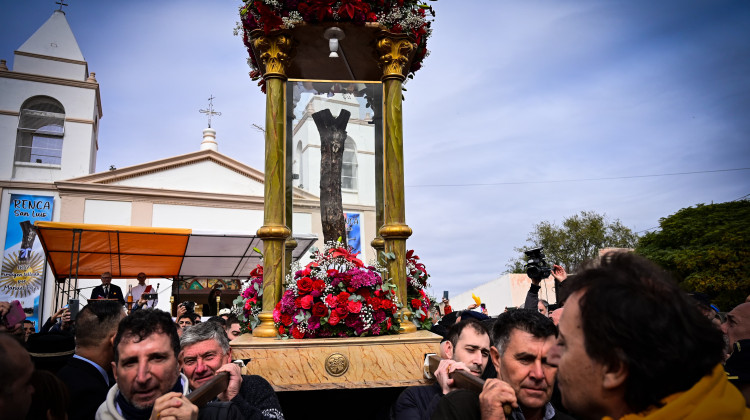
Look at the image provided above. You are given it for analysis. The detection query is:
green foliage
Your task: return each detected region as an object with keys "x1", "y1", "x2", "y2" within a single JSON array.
[
  {"x1": 636, "y1": 200, "x2": 750, "y2": 310},
  {"x1": 508, "y1": 211, "x2": 639, "y2": 273}
]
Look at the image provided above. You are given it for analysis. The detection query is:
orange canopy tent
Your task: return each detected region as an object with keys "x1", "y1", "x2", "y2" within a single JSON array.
[{"x1": 34, "y1": 221, "x2": 317, "y2": 280}]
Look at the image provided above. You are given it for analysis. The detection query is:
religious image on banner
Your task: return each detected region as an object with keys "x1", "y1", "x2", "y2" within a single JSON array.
[
  {"x1": 1, "y1": 194, "x2": 54, "y2": 325},
  {"x1": 345, "y1": 213, "x2": 361, "y2": 255}
]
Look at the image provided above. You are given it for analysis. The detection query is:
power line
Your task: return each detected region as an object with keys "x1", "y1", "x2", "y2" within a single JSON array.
[{"x1": 406, "y1": 167, "x2": 750, "y2": 188}]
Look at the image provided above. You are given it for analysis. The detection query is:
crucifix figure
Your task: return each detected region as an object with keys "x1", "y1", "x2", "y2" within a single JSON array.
[{"x1": 199, "y1": 95, "x2": 222, "y2": 128}]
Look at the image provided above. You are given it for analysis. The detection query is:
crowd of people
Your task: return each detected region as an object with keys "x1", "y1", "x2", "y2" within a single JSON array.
[{"x1": 1, "y1": 252, "x2": 749, "y2": 419}]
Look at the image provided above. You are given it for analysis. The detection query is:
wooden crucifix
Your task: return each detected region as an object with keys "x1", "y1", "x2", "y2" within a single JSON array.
[{"x1": 312, "y1": 108, "x2": 351, "y2": 244}]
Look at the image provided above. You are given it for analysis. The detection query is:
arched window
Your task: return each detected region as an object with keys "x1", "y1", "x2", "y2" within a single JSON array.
[
  {"x1": 15, "y1": 96, "x2": 65, "y2": 165},
  {"x1": 342, "y1": 138, "x2": 357, "y2": 191}
]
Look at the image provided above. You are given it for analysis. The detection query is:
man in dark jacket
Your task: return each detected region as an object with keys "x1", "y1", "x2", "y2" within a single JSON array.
[
  {"x1": 433, "y1": 310, "x2": 572, "y2": 420},
  {"x1": 393, "y1": 319, "x2": 491, "y2": 420},
  {"x1": 90, "y1": 272, "x2": 125, "y2": 305},
  {"x1": 179, "y1": 321, "x2": 284, "y2": 419},
  {"x1": 57, "y1": 300, "x2": 125, "y2": 420}
]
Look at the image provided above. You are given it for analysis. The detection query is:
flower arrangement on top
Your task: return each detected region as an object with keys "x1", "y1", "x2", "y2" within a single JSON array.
[
  {"x1": 405, "y1": 249, "x2": 434, "y2": 330},
  {"x1": 237, "y1": 0, "x2": 436, "y2": 90}
]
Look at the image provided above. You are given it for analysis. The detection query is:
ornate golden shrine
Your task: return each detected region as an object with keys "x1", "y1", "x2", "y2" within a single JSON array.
[
  {"x1": 232, "y1": 22, "x2": 440, "y2": 392},
  {"x1": 249, "y1": 23, "x2": 420, "y2": 338}
]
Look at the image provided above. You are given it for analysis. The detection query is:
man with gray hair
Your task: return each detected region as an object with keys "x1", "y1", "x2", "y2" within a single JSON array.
[
  {"x1": 433, "y1": 309, "x2": 572, "y2": 420},
  {"x1": 179, "y1": 321, "x2": 284, "y2": 419}
]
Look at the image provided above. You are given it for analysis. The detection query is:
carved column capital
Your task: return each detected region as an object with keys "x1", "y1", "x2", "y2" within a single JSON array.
[
  {"x1": 252, "y1": 31, "x2": 293, "y2": 80},
  {"x1": 376, "y1": 33, "x2": 416, "y2": 81}
]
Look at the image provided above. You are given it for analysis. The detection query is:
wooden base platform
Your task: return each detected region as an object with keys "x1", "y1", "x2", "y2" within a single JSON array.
[{"x1": 231, "y1": 330, "x2": 442, "y2": 391}]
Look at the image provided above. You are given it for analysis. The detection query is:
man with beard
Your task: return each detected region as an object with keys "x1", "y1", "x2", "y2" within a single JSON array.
[
  {"x1": 433, "y1": 310, "x2": 572, "y2": 420},
  {"x1": 179, "y1": 321, "x2": 284, "y2": 419},
  {"x1": 393, "y1": 318, "x2": 491, "y2": 420},
  {"x1": 97, "y1": 309, "x2": 197, "y2": 420}
]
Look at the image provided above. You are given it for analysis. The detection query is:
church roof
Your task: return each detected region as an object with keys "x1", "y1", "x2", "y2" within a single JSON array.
[
  {"x1": 17, "y1": 10, "x2": 84, "y2": 62},
  {"x1": 61, "y1": 148, "x2": 319, "y2": 201}
]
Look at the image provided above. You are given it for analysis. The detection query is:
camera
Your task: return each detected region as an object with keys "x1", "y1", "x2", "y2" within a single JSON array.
[
  {"x1": 524, "y1": 247, "x2": 551, "y2": 281},
  {"x1": 181, "y1": 301, "x2": 196, "y2": 313}
]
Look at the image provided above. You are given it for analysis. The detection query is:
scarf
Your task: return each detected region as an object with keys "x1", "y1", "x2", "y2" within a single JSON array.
[
  {"x1": 116, "y1": 377, "x2": 183, "y2": 420},
  {"x1": 605, "y1": 364, "x2": 750, "y2": 420}
]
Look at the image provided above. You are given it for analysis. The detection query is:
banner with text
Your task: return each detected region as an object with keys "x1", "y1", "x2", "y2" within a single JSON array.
[
  {"x1": 345, "y1": 213, "x2": 361, "y2": 255},
  {"x1": 1, "y1": 194, "x2": 55, "y2": 327}
]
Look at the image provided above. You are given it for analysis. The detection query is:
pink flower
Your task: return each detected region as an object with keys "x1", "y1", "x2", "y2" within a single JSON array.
[
  {"x1": 347, "y1": 300, "x2": 362, "y2": 314},
  {"x1": 325, "y1": 294, "x2": 337, "y2": 308},
  {"x1": 300, "y1": 295, "x2": 313, "y2": 309}
]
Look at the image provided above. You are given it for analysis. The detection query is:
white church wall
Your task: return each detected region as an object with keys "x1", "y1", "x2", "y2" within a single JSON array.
[
  {"x1": 0, "y1": 77, "x2": 97, "y2": 181},
  {"x1": 152, "y1": 204, "x2": 264, "y2": 232},
  {"x1": 83, "y1": 199, "x2": 132, "y2": 225},
  {"x1": 109, "y1": 160, "x2": 265, "y2": 196},
  {"x1": 13, "y1": 55, "x2": 86, "y2": 80}
]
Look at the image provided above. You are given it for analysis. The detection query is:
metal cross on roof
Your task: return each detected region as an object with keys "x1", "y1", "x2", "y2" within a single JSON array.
[
  {"x1": 56, "y1": 1, "x2": 69, "y2": 11},
  {"x1": 199, "y1": 95, "x2": 222, "y2": 128}
]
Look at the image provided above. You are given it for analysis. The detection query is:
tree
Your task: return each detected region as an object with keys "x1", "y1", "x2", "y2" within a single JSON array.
[
  {"x1": 636, "y1": 200, "x2": 750, "y2": 311},
  {"x1": 508, "y1": 210, "x2": 639, "y2": 273}
]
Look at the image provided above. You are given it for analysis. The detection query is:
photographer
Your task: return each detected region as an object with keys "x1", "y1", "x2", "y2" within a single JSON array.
[{"x1": 521, "y1": 248, "x2": 568, "y2": 315}]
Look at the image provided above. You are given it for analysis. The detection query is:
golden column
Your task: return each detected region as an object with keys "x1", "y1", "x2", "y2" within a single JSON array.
[
  {"x1": 253, "y1": 31, "x2": 293, "y2": 337},
  {"x1": 377, "y1": 33, "x2": 416, "y2": 334}
]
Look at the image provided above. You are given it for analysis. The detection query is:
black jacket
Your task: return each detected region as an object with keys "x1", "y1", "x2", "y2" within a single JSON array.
[
  {"x1": 431, "y1": 389, "x2": 576, "y2": 420},
  {"x1": 229, "y1": 375, "x2": 285, "y2": 420},
  {"x1": 57, "y1": 356, "x2": 113, "y2": 420},
  {"x1": 90, "y1": 284, "x2": 125, "y2": 305},
  {"x1": 393, "y1": 383, "x2": 443, "y2": 420}
]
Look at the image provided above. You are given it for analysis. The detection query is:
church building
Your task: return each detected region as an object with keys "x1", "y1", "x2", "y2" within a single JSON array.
[{"x1": 0, "y1": 9, "x2": 376, "y2": 323}]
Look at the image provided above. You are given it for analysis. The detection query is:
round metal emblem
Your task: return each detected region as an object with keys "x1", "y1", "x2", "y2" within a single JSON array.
[{"x1": 325, "y1": 352, "x2": 349, "y2": 377}]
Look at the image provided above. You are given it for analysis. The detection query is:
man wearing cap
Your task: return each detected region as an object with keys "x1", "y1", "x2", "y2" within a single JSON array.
[
  {"x1": 58, "y1": 300, "x2": 125, "y2": 420},
  {"x1": 91, "y1": 272, "x2": 125, "y2": 305}
]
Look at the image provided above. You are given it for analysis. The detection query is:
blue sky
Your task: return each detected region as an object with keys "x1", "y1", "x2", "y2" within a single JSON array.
[{"x1": 2, "y1": 0, "x2": 749, "y2": 303}]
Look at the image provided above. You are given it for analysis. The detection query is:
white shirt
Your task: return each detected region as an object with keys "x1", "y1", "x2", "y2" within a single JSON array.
[{"x1": 128, "y1": 283, "x2": 158, "y2": 308}]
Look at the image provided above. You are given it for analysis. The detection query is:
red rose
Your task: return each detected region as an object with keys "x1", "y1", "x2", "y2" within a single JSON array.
[
  {"x1": 327, "y1": 269, "x2": 339, "y2": 277},
  {"x1": 294, "y1": 297, "x2": 302, "y2": 308},
  {"x1": 278, "y1": 325, "x2": 285, "y2": 335},
  {"x1": 250, "y1": 265, "x2": 263, "y2": 277},
  {"x1": 329, "y1": 312, "x2": 341, "y2": 325},
  {"x1": 366, "y1": 297, "x2": 380, "y2": 310},
  {"x1": 300, "y1": 295, "x2": 314, "y2": 309},
  {"x1": 325, "y1": 294, "x2": 337, "y2": 307},
  {"x1": 313, "y1": 279, "x2": 326, "y2": 292},
  {"x1": 312, "y1": 302, "x2": 328, "y2": 317},
  {"x1": 358, "y1": 289, "x2": 371, "y2": 299},
  {"x1": 347, "y1": 300, "x2": 362, "y2": 314},
  {"x1": 411, "y1": 298, "x2": 422, "y2": 309},
  {"x1": 292, "y1": 325, "x2": 305, "y2": 339},
  {"x1": 297, "y1": 277, "x2": 313, "y2": 294},
  {"x1": 337, "y1": 292, "x2": 350, "y2": 305},
  {"x1": 335, "y1": 306, "x2": 349, "y2": 317},
  {"x1": 281, "y1": 313, "x2": 293, "y2": 326}
]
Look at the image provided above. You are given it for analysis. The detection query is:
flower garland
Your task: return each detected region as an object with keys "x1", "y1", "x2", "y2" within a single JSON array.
[
  {"x1": 274, "y1": 241, "x2": 400, "y2": 338},
  {"x1": 405, "y1": 249, "x2": 434, "y2": 330},
  {"x1": 234, "y1": 264, "x2": 264, "y2": 333},
  {"x1": 237, "y1": 0, "x2": 436, "y2": 91}
]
